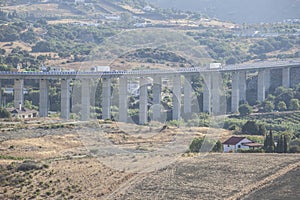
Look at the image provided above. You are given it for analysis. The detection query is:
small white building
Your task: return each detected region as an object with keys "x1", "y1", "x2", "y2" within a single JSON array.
[
  {"x1": 143, "y1": 5, "x2": 155, "y2": 12},
  {"x1": 104, "y1": 15, "x2": 121, "y2": 21},
  {"x1": 74, "y1": 0, "x2": 85, "y2": 3},
  {"x1": 6, "y1": 107, "x2": 39, "y2": 119},
  {"x1": 222, "y1": 136, "x2": 254, "y2": 153},
  {"x1": 133, "y1": 22, "x2": 147, "y2": 28}
]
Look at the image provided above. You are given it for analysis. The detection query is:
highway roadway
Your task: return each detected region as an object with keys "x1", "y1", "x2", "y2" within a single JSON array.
[{"x1": 0, "y1": 59, "x2": 300, "y2": 80}]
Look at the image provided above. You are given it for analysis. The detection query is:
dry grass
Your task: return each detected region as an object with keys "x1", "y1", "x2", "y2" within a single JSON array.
[
  {"x1": 115, "y1": 154, "x2": 300, "y2": 200},
  {"x1": 119, "y1": 5, "x2": 144, "y2": 14},
  {"x1": 0, "y1": 121, "x2": 299, "y2": 199},
  {"x1": 1, "y1": 134, "x2": 83, "y2": 159},
  {"x1": 1, "y1": 3, "x2": 75, "y2": 17},
  {"x1": 0, "y1": 41, "x2": 31, "y2": 53}
]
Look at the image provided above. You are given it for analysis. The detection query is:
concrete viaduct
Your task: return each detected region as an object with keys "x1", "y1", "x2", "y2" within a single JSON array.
[{"x1": 0, "y1": 59, "x2": 300, "y2": 124}]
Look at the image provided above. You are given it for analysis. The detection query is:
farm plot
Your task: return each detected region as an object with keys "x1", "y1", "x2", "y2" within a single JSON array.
[{"x1": 115, "y1": 154, "x2": 300, "y2": 200}]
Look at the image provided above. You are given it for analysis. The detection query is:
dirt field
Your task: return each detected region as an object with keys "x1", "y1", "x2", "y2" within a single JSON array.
[
  {"x1": 243, "y1": 167, "x2": 300, "y2": 200},
  {"x1": 0, "y1": 120, "x2": 299, "y2": 199},
  {"x1": 112, "y1": 154, "x2": 300, "y2": 200}
]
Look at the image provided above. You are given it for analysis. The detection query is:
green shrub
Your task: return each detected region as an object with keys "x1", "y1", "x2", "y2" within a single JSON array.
[
  {"x1": 223, "y1": 118, "x2": 245, "y2": 131},
  {"x1": 262, "y1": 101, "x2": 274, "y2": 112},
  {"x1": 167, "y1": 119, "x2": 185, "y2": 127},
  {"x1": 276, "y1": 101, "x2": 287, "y2": 111},
  {"x1": 289, "y1": 99, "x2": 300, "y2": 110},
  {"x1": 289, "y1": 145, "x2": 300, "y2": 153},
  {"x1": 237, "y1": 148, "x2": 264, "y2": 153},
  {"x1": 0, "y1": 107, "x2": 11, "y2": 118},
  {"x1": 0, "y1": 155, "x2": 23, "y2": 160},
  {"x1": 289, "y1": 138, "x2": 300, "y2": 153},
  {"x1": 189, "y1": 137, "x2": 205, "y2": 152},
  {"x1": 242, "y1": 121, "x2": 266, "y2": 135},
  {"x1": 212, "y1": 140, "x2": 223, "y2": 152},
  {"x1": 238, "y1": 104, "x2": 252, "y2": 116},
  {"x1": 17, "y1": 161, "x2": 41, "y2": 172},
  {"x1": 189, "y1": 137, "x2": 222, "y2": 153}
]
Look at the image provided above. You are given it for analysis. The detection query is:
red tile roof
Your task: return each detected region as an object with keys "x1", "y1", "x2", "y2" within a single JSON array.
[{"x1": 222, "y1": 136, "x2": 248, "y2": 145}]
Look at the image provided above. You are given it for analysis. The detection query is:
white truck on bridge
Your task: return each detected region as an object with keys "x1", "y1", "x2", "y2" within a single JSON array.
[{"x1": 208, "y1": 63, "x2": 223, "y2": 69}]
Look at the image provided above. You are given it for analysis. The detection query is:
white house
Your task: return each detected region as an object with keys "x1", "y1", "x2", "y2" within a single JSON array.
[
  {"x1": 222, "y1": 136, "x2": 262, "y2": 153},
  {"x1": 6, "y1": 107, "x2": 39, "y2": 119}
]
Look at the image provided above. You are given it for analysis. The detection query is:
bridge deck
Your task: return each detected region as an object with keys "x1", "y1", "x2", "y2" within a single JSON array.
[{"x1": 0, "y1": 59, "x2": 299, "y2": 79}]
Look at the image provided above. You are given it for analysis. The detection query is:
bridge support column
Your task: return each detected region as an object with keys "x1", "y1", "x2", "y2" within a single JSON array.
[
  {"x1": 257, "y1": 70, "x2": 266, "y2": 102},
  {"x1": 239, "y1": 71, "x2": 247, "y2": 103},
  {"x1": 119, "y1": 77, "x2": 128, "y2": 122},
  {"x1": 14, "y1": 79, "x2": 24, "y2": 109},
  {"x1": 231, "y1": 72, "x2": 239, "y2": 113},
  {"x1": 0, "y1": 80, "x2": 2, "y2": 107},
  {"x1": 139, "y1": 77, "x2": 148, "y2": 124},
  {"x1": 152, "y1": 76, "x2": 161, "y2": 121},
  {"x1": 102, "y1": 78, "x2": 111, "y2": 120},
  {"x1": 211, "y1": 72, "x2": 221, "y2": 115},
  {"x1": 39, "y1": 79, "x2": 49, "y2": 117},
  {"x1": 172, "y1": 75, "x2": 181, "y2": 120},
  {"x1": 61, "y1": 79, "x2": 70, "y2": 120},
  {"x1": 203, "y1": 73, "x2": 211, "y2": 113},
  {"x1": 81, "y1": 79, "x2": 90, "y2": 121},
  {"x1": 282, "y1": 68, "x2": 290, "y2": 88},
  {"x1": 184, "y1": 76, "x2": 192, "y2": 114},
  {"x1": 264, "y1": 69, "x2": 271, "y2": 92}
]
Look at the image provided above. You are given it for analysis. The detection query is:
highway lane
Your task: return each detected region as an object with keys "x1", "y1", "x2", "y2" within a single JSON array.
[{"x1": 0, "y1": 59, "x2": 300, "y2": 79}]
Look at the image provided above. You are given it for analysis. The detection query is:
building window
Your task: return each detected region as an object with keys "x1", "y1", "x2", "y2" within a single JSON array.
[
  {"x1": 227, "y1": 144, "x2": 230, "y2": 147},
  {"x1": 238, "y1": 145, "x2": 241, "y2": 148}
]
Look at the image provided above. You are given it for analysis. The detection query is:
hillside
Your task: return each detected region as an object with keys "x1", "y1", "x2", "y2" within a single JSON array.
[
  {"x1": 0, "y1": 0, "x2": 299, "y2": 72},
  {"x1": 0, "y1": 120, "x2": 299, "y2": 199},
  {"x1": 148, "y1": 0, "x2": 300, "y2": 24}
]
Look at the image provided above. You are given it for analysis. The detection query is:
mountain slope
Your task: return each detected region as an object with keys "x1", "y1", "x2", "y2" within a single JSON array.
[{"x1": 147, "y1": 0, "x2": 300, "y2": 24}]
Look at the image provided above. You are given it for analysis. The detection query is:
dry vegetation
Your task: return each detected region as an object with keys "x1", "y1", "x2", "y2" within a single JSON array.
[
  {"x1": 0, "y1": 120, "x2": 299, "y2": 199},
  {"x1": 1, "y1": 3, "x2": 75, "y2": 17}
]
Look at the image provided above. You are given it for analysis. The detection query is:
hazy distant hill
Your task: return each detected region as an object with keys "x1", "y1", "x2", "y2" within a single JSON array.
[{"x1": 147, "y1": 0, "x2": 300, "y2": 24}]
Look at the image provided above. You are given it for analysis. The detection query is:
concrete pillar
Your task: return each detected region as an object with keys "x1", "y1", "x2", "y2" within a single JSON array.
[
  {"x1": 152, "y1": 76, "x2": 161, "y2": 121},
  {"x1": 211, "y1": 72, "x2": 221, "y2": 115},
  {"x1": 119, "y1": 77, "x2": 128, "y2": 122},
  {"x1": 264, "y1": 69, "x2": 271, "y2": 91},
  {"x1": 184, "y1": 76, "x2": 192, "y2": 114},
  {"x1": 61, "y1": 79, "x2": 70, "y2": 120},
  {"x1": 14, "y1": 79, "x2": 24, "y2": 109},
  {"x1": 139, "y1": 77, "x2": 148, "y2": 124},
  {"x1": 203, "y1": 73, "x2": 211, "y2": 113},
  {"x1": 0, "y1": 80, "x2": 2, "y2": 107},
  {"x1": 257, "y1": 70, "x2": 266, "y2": 102},
  {"x1": 39, "y1": 79, "x2": 49, "y2": 117},
  {"x1": 239, "y1": 71, "x2": 247, "y2": 103},
  {"x1": 282, "y1": 68, "x2": 290, "y2": 88},
  {"x1": 231, "y1": 72, "x2": 239, "y2": 113},
  {"x1": 81, "y1": 79, "x2": 90, "y2": 121},
  {"x1": 172, "y1": 75, "x2": 181, "y2": 120},
  {"x1": 102, "y1": 78, "x2": 111, "y2": 120}
]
